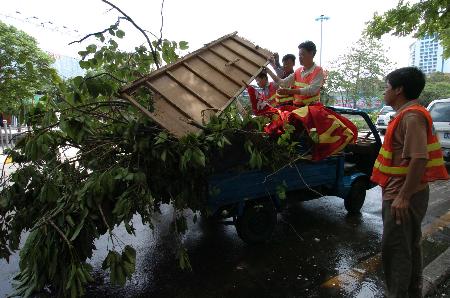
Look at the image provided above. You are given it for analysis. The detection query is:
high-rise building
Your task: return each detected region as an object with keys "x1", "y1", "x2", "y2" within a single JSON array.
[{"x1": 409, "y1": 34, "x2": 450, "y2": 74}]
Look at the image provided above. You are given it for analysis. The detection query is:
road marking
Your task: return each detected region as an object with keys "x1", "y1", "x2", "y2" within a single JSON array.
[{"x1": 321, "y1": 210, "x2": 450, "y2": 290}]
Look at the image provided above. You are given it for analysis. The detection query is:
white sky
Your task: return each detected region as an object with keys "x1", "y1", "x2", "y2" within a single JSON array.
[{"x1": 0, "y1": 0, "x2": 415, "y2": 69}]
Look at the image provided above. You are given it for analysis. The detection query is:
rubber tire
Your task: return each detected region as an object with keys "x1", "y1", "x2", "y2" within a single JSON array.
[
  {"x1": 344, "y1": 178, "x2": 368, "y2": 214},
  {"x1": 235, "y1": 200, "x2": 277, "y2": 244}
]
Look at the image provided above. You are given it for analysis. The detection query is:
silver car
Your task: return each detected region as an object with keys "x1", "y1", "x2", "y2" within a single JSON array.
[{"x1": 428, "y1": 98, "x2": 450, "y2": 161}]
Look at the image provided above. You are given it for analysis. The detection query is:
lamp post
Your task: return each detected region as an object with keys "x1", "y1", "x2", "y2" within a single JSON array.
[{"x1": 315, "y1": 14, "x2": 330, "y2": 66}]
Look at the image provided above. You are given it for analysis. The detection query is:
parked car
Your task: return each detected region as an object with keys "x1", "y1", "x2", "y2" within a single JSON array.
[
  {"x1": 376, "y1": 105, "x2": 395, "y2": 134},
  {"x1": 427, "y1": 98, "x2": 450, "y2": 161}
]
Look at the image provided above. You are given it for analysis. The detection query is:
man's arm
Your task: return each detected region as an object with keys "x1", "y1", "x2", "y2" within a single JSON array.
[
  {"x1": 265, "y1": 67, "x2": 294, "y2": 88},
  {"x1": 277, "y1": 69, "x2": 324, "y2": 96},
  {"x1": 268, "y1": 53, "x2": 284, "y2": 77}
]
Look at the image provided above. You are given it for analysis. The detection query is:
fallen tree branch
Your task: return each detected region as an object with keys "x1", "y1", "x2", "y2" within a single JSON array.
[
  {"x1": 68, "y1": 17, "x2": 125, "y2": 45},
  {"x1": 83, "y1": 72, "x2": 127, "y2": 84},
  {"x1": 49, "y1": 219, "x2": 72, "y2": 248},
  {"x1": 101, "y1": 0, "x2": 160, "y2": 68}
]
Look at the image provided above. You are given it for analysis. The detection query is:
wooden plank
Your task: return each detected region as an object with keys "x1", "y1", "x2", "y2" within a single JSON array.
[
  {"x1": 233, "y1": 35, "x2": 272, "y2": 59},
  {"x1": 207, "y1": 48, "x2": 253, "y2": 77},
  {"x1": 222, "y1": 38, "x2": 268, "y2": 65},
  {"x1": 147, "y1": 77, "x2": 210, "y2": 125},
  {"x1": 198, "y1": 52, "x2": 248, "y2": 86},
  {"x1": 182, "y1": 62, "x2": 234, "y2": 99},
  {"x1": 119, "y1": 31, "x2": 239, "y2": 94},
  {"x1": 185, "y1": 58, "x2": 241, "y2": 96},
  {"x1": 220, "y1": 42, "x2": 261, "y2": 68},
  {"x1": 210, "y1": 45, "x2": 260, "y2": 74},
  {"x1": 121, "y1": 92, "x2": 199, "y2": 138},
  {"x1": 171, "y1": 65, "x2": 229, "y2": 109},
  {"x1": 166, "y1": 70, "x2": 216, "y2": 108}
]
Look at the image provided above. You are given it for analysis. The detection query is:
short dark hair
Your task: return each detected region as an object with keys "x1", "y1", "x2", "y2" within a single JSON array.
[
  {"x1": 298, "y1": 41, "x2": 317, "y2": 57},
  {"x1": 256, "y1": 70, "x2": 268, "y2": 79},
  {"x1": 282, "y1": 54, "x2": 296, "y2": 64},
  {"x1": 385, "y1": 67, "x2": 426, "y2": 100}
]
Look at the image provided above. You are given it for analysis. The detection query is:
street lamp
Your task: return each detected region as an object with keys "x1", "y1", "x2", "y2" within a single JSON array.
[{"x1": 315, "y1": 14, "x2": 330, "y2": 66}]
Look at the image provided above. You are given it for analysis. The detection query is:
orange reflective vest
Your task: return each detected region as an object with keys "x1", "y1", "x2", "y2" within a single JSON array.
[
  {"x1": 292, "y1": 65, "x2": 324, "y2": 107},
  {"x1": 371, "y1": 105, "x2": 449, "y2": 187}
]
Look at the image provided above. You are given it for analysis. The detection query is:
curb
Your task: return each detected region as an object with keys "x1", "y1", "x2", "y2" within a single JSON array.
[{"x1": 422, "y1": 246, "x2": 450, "y2": 296}]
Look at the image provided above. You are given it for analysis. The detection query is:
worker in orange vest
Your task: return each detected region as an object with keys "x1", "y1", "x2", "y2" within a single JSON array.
[
  {"x1": 269, "y1": 53, "x2": 296, "y2": 79},
  {"x1": 265, "y1": 41, "x2": 324, "y2": 107},
  {"x1": 254, "y1": 70, "x2": 277, "y2": 104},
  {"x1": 371, "y1": 67, "x2": 449, "y2": 297}
]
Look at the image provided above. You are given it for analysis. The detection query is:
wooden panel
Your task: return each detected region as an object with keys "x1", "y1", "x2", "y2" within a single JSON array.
[
  {"x1": 123, "y1": 91, "x2": 199, "y2": 138},
  {"x1": 200, "y1": 51, "x2": 248, "y2": 85},
  {"x1": 222, "y1": 39, "x2": 268, "y2": 66},
  {"x1": 150, "y1": 76, "x2": 210, "y2": 124},
  {"x1": 208, "y1": 47, "x2": 257, "y2": 77},
  {"x1": 185, "y1": 58, "x2": 241, "y2": 96},
  {"x1": 171, "y1": 65, "x2": 229, "y2": 109},
  {"x1": 233, "y1": 35, "x2": 272, "y2": 58},
  {"x1": 219, "y1": 42, "x2": 261, "y2": 67},
  {"x1": 151, "y1": 95, "x2": 201, "y2": 138},
  {"x1": 120, "y1": 33, "x2": 272, "y2": 138},
  {"x1": 182, "y1": 62, "x2": 234, "y2": 99}
]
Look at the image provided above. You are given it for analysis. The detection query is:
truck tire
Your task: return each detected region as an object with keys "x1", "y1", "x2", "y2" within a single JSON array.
[
  {"x1": 235, "y1": 200, "x2": 277, "y2": 244},
  {"x1": 344, "y1": 178, "x2": 368, "y2": 214}
]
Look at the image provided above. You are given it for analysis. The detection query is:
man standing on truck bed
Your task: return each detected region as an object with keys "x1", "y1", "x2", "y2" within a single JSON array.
[
  {"x1": 268, "y1": 52, "x2": 296, "y2": 79},
  {"x1": 265, "y1": 41, "x2": 324, "y2": 107},
  {"x1": 371, "y1": 67, "x2": 449, "y2": 297}
]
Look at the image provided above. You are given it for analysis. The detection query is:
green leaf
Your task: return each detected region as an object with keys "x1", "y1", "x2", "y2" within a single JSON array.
[
  {"x1": 179, "y1": 41, "x2": 189, "y2": 50},
  {"x1": 116, "y1": 30, "x2": 125, "y2": 38},
  {"x1": 86, "y1": 44, "x2": 97, "y2": 53}
]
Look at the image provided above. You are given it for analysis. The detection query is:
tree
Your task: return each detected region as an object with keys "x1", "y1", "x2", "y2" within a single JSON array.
[
  {"x1": 419, "y1": 72, "x2": 450, "y2": 106},
  {"x1": 0, "y1": 21, "x2": 60, "y2": 114},
  {"x1": 366, "y1": 0, "x2": 450, "y2": 58},
  {"x1": 326, "y1": 35, "x2": 393, "y2": 109}
]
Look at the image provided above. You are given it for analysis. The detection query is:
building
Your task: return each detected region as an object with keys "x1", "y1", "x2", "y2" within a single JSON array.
[
  {"x1": 409, "y1": 35, "x2": 450, "y2": 74},
  {"x1": 48, "y1": 52, "x2": 84, "y2": 79}
]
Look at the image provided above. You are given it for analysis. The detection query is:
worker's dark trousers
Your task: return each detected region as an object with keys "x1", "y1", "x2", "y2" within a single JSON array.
[{"x1": 382, "y1": 186, "x2": 429, "y2": 298}]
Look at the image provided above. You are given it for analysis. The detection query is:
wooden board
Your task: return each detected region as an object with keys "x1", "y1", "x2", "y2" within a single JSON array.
[{"x1": 120, "y1": 32, "x2": 272, "y2": 138}]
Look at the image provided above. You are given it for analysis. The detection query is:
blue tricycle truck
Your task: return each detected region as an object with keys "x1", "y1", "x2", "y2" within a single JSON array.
[{"x1": 207, "y1": 108, "x2": 382, "y2": 244}]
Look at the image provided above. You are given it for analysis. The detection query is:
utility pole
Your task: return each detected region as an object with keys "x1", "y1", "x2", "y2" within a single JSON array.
[{"x1": 315, "y1": 14, "x2": 330, "y2": 66}]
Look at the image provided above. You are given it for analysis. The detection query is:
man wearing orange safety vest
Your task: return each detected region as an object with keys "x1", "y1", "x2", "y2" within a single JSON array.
[
  {"x1": 371, "y1": 67, "x2": 448, "y2": 297},
  {"x1": 265, "y1": 41, "x2": 324, "y2": 107}
]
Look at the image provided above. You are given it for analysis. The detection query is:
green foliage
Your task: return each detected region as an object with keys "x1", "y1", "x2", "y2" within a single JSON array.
[
  {"x1": 366, "y1": 0, "x2": 450, "y2": 58},
  {"x1": 0, "y1": 20, "x2": 60, "y2": 113},
  {"x1": 419, "y1": 72, "x2": 450, "y2": 106},
  {"x1": 326, "y1": 35, "x2": 393, "y2": 108},
  {"x1": 0, "y1": 20, "x2": 304, "y2": 297}
]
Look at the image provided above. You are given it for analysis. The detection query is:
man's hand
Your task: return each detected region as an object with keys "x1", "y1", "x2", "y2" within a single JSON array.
[
  {"x1": 277, "y1": 88, "x2": 292, "y2": 95},
  {"x1": 391, "y1": 196, "x2": 410, "y2": 225}
]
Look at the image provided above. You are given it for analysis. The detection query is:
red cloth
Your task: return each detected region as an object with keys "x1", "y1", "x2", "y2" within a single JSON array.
[
  {"x1": 247, "y1": 85, "x2": 277, "y2": 116},
  {"x1": 247, "y1": 87, "x2": 357, "y2": 160},
  {"x1": 263, "y1": 103, "x2": 357, "y2": 160}
]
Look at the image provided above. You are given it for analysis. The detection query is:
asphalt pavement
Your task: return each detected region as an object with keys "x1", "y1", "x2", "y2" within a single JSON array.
[{"x1": 0, "y1": 161, "x2": 449, "y2": 297}]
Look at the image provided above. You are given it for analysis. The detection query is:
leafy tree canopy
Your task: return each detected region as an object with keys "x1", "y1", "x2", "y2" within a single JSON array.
[
  {"x1": 366, "y1": 0, "x2": 450, "y2": 58},
  {"x1": 325, "y1": 35, "x2": 393, "y2": 108},
  {"x1": 0, "y1": 20, "x2": 60, "y2": 113},
  {"x1": 419, "y1": 72, "x2": 450, "y2": 106}
]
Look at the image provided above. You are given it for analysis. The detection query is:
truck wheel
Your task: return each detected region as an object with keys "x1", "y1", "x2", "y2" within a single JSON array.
[
  {"x1": 235, "y1": 200, "x2": 277, "y2": 244},
  {"x1": 344, "y1": 178, "x2": 368, "y2": 214}
]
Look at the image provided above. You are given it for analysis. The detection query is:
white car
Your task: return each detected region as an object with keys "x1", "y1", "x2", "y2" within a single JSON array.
[
  {"x1": 427, "y1": 98, "x2": 450, "y2": 161},
  {"x1": 376, "y1": 106, "x2": 395, "y2": 134}
]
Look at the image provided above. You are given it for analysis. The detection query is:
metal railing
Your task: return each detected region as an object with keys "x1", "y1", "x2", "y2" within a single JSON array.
[{"x1": 0, "y1": 120, "x2": 27, "y2": 152}]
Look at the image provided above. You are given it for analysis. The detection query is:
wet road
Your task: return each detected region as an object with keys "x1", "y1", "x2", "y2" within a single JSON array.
[{"x1": 1, "y1": 171, "x2": 449, "y2": 297}]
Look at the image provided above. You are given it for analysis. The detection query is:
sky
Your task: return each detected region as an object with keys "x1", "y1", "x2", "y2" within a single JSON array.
[{"x1": 0, "y1": 0, "x2": 415, "y2": 69}]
